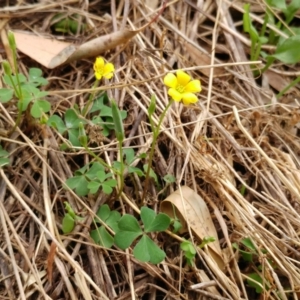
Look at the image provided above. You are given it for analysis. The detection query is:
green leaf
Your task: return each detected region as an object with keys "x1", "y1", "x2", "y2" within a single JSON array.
[
  {"x1": 30, "y1": 100, "x2": 51, "y2": 118},
  {"x1": 67, "y1": 128, "x2": 81, "y2": 146},
  {"x1": 141, "y1": 207, "x2": 171, "y2": 232},
  {"x1": 65, "y1": 109, "x2": 82, "y2": 129},
  {"x1": 172, "y1": 219, "x2": 182, "y2": 233},
  {"x1": 247, "y1": 273, "x2": 265, "y2": 293},
  {"x1": 140, "y1": 206, "x2": 155, "y2": 229},
  {"x1": 29, "y1": 67, "x2": 43, "y2": 78},
  {"x1": 118, "y1": 214, "x2": 142, "y2": 233},
  {"x1": 95, "y1": 204, "x2": 111, "y2": 222},
  {"x1": 199, "y1": 236, "x2": 216, "y2": 248},
  {"x1": 163, "y1": 174, "x2": 176, "y2": 184},
  {"x1": 127, "y1": 166, "x2": 144, "y2": 176},
  {"x1": 232, "y1": 241, "x2": 254, "y2": 262},
  {"x1": 0, "y1": 146, "x2": 9, "y2": 167},
  {"x1": 62, "y1": 213, "x2": 75, "y2": 233},
  {"x1": 51, "y1": 13, "x2": 87, "y2": 35},
  {"x1": 90, "y1": 226, "x2": 114, "y2": 248},
  {"x1": 87, "y1": 181, "x2": 101, "y2": 194},
  {"x1": 94, "y1": 205, "x2": 121, "y2": 232},
  {"x1": 180, "y1": 240, "x2": 196, "y2": 255},
  {"x1": 114, "y1": 230, "x2": 142, "y2": 249},
  {"x1": 243, "y1": 4, "x2": 259, "y2": 43},
  {"x1": 18, "y1": 96, "x2": 32, "y2": 112},
  {"x1": 106, "y1": 211, "x2": 121, "y2": 233},
  {"x1": 133, "y1": 235, "x2": 166, "y2": 264},
  {"x1": 47, "y1": 115, "x2": 67, "y2": 134},
  {"x1": 65, "y1": 175, "x2": 89, "y2": 196},
  {"x1": 20, "y1": 83, "x2": 40, "y2": 96},
  {"x1": 283, "y1": 0, "x2": 300, "y2": 24},
  {"x1": 0, "y1": 158, "x2": 10, "y2": 167},
  {"x1": 27, "y1": 68, "x2": 48, "y2": 86},
  {"x1": 270, "y1": 35, "x2": 300, "y2": 63},
  {"x1": 2, "y1": 60, "x2": 12, "y2": 76},
  {"x1": 180, "y1": 240, "x2": 196, "y2": 266},
  {"x1": 111, "y1": 100, "x2": 124, "y2": 142},
  {"x1": 148, "y1": 94, "x2": 156, "y2": 115},
  {"x1": 0, "y1": 88, "x2": 13, "y2": 102},
  {"x1": 86, "y1": 162, "x2": 104, "y2": 180},
  {"x1": 123, "y1": 148, "x2": 135, "y2": 165},
  {"x1": 143, "y1": 164, "x2": 158, "y2": 184},
  {"x1": 241, "y1": 237, "x2": 256, "y2": 252},
  {"x1": 101, "y1": 182, "x2": 116, "y2": 194},
  {"x1": 64, "y1": 201, "x2": 76, "y2": 219},
  {"x1": 266, "y1": 0, "x2": 286, "y2": 10},
  {"x1": 90, "y1": 93, "x2": 109, "y2": 113}
]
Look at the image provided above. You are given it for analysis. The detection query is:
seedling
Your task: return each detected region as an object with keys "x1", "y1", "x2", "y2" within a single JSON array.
[
  {"x1": 51, "y1": 13, "x2": 87, "y2": 35},
  {"x1": 243, "y1": 2, "x2": 300, "y2": 95},
  {"x1": 62, "y1": 202, "x2": 84, "y2": 233},
  {"x1": 180, "y1": 236, "x2": 216, "y2": 266},
  {"x1": 232, "y1": 237, "x2": 274, "y2": 294},
  {"x1": 0, "y1": 32, "x2": 50, "y2": 129},
  {"x1": 65, "y1": 162, "x2": 117, "y2": 196}
]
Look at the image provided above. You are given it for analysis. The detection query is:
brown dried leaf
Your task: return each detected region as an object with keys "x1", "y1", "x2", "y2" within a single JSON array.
[
  {"x1": 161, "y1": 186, "x2": 224, "y2": 270},
  {"x1": 13, "y1": 30, "x2": 76, "y2": 68}
]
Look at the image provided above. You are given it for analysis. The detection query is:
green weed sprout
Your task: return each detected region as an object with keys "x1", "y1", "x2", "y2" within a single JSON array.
[
  {"x1": 181, "y1": 236, "x2": 216, "y2": 266},
  {"x1": 232, "y1": 237, "x2": 275, "y2": 294},
  {"x1": 243, "y1": 2, "x2": 300, "y2": 95},
  {"x1": 62, "y1": 202, "x2": 84, "y2": 233},
  {"x1": 65, "y1": 162, "x2": 117, "y2": 196},
  {"x1": 0, "y1": 31, "x2": 50, "y2": 130}
]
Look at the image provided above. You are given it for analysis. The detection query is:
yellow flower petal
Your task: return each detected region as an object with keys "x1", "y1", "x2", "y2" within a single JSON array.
[
  {"x1": 184, "y1": 80, "x2": 201, "y2": 93},
  {"x1": 95, "y1": 72, "x2": 102, "y2": 80},
  {"x1": 181, "y1": 93, "x2": 198, "y2": 105},
  {"x1": 176, "y1": 70, "x2": 191, "y2": 86},
  {"x1": 103, "y1": 63, "x2": 115, "y2": 75},
  {"x1": 94, "y1": 57, "x2": 105, "y2": 69},
  {"x1": 168, "y1": 88, "x2": 182, "y2": 102},
  {"x1": 164, "y1": 73, "x2": 177, "y2": 88}
]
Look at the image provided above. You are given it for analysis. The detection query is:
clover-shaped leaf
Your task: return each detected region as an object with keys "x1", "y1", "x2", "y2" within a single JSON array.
[
  {"x1": 91, "y1": 205, "x2": 121, "y2": 248},
  {"x1": 0, "y1": 88, "x2": 14, "y2": 103},
  {"x1": 133, "y1": 235, "x2": 166, "y2": 264},
  {"x1": 141, "y1": 206, "x2": 170, "y2": 233}
]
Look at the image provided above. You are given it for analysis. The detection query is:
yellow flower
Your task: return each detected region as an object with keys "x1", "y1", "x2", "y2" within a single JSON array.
[
  {"x1": 93, "y1": 57, "x2": 115, "y2": 80},
  {"x1": 163, "y1": 70, "x2": 201, "y2": 105}
]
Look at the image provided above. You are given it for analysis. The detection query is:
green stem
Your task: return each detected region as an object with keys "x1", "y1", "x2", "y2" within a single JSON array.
[
  {"x1": 10, "y1": 52, "x2": 24, "y2": 133},
  {"x1": 82, "y1": 79, "x2": 99, "y2": 117},
  {"x1": 142, "y1": 100, "x2": 174, "y2": 200},
  {"x1": 83, "y1": 144, "x2": 112, "y2": 171},
  {"x1": 277, "y1": 75, "x2": 300, "y2": 99},
  {"x1": 116, "y1": 140, "x2": 124, "y2": 199}
]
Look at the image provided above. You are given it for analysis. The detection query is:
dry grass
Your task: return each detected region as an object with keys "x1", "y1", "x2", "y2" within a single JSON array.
[{"x1": 1, "y1": 0, "x2": 300, "y2": 299}]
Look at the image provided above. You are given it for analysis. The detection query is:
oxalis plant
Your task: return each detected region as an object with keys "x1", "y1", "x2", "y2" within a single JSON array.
[
  {"x1": 59, "y1": 56, "x2": 203, "y2": 264},
  {"x1": 0, "y1": 31, "x2": 50, "y2": 132},
  {"x1": 91, "y1": 205, "x2": 171, "y2": 264},
  {"x1": 232, "y1": 237, "x2": 276, "y2": 295},
  {"x1": 243, "y1": 1, "x2": 300, "y2": 96}
]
